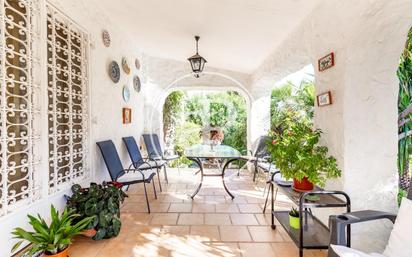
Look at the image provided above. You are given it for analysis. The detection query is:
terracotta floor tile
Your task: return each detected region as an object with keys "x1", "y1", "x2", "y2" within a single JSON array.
[
  {"x1": 254, "y1": 214, "x2": 280, "y2": 226},
  {"x1": 121, "y1": 213, "x2": 153, "y2": 226},
  {"x1": 168, "y1": 203, "x2": 192, "y2": 212},
  {"x1": 196, "y1": 242, "x2": 242, "y2": 257},
  {"x1": 121, "y1": 202, "x2": 149, "y2": 213},
  {"x1": 150, "y1": 213, "x2": 179, "y2": 225},
  {"x1": 215, "y1": 203, "x2": 240, "y2": 213},
  {"x1": 271, "y1": 242, "x2": 299, "y2": 257},
  {"x1": 219, "y1": 226, "x2": 252, "y2": 242},
  {"x1": 150, "y1": 203, "x2": 171, "y2": 212},
  {"x1": 205, "y1": 213, "x2": 232, "y2": 225},
  {"x1": 230, "y1": 214, "x2": 259, "y2": 225},
  {"x1": 239, "y1": 243, "x2": 277, "y2": 257},
  {"x1": 192, "y1": 203, "x2": 216, "y2": 213},
  {"x1": 190, "y1": 225, "x2": 220, "y2": 241},
  {"x1": 248, "y1": 226, "x2": 284, "y2": 242},
  {"x1": 204, "y1": 195, "x2": 227, "y2": 204},
  {"x1": 162, "y1": 225, "x2": 190, "y2": 236},
  {"x1": 177, "y1": 213, "x2": 204, "y2": 225},
  {"x1": 238, "y1": 203, "x2": 263, "y2": 213}
]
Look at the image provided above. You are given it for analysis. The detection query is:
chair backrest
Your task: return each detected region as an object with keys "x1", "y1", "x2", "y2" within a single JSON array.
[
  {"x1": 142, "y1": 134, "x2": 163, "y2": 158},
  {"x1": 122, "y1": 136, "x2": 144, "y2": 167},
  {"x1": 252, "y1": 136, "x2": 270, "y2": 158},
  {"x1": 96, "y1": 140, "x2": 124, "y2": 181},
  {"x1": 408, "y1": 185, "x2": 412, "y2": 200}
]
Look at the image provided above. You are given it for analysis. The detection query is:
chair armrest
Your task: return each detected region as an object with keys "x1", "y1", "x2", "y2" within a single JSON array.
[{"x1": 329, "y1": 210, "x2": 396, "y2": 246}]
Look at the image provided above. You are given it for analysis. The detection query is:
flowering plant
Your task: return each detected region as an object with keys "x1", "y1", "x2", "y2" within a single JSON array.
[{"x1": 267, "y1": 112, "x2": 341, "y2": 188}]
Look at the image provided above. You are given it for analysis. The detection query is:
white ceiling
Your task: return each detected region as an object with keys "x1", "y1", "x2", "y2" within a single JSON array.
[{"x1": 93, "y1": 0, "x2": 321, "y2": 74}]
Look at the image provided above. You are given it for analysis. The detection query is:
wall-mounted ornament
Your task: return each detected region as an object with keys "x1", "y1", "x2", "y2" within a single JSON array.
[
  {"x1": 102, "y1": 30, "x2": 111, "y2": 47},
  {"x1": 133, "y1": 75, "x2": 141, "y2": 93},
  {"x1": 123, "y1": 85, "x2": 131, "y2": 102},
  {"x1": 122, "y1": 57, "x2": 131, "y2": 74},
  {"x1": 317, "y1": 91, "x2": 332, "y2": 106},
  {"x1": 318, "y1": 52, "x2": 334, "y2": 72},
  {"x1": 135, "y1": 58, "x2": 141, "y2": 70},
  {"x1": 122, "y1": 108, "x2": 132, "y2": 124},
  {"x1": 109, "y1": 61, "x2": 120, "y2": 83}
]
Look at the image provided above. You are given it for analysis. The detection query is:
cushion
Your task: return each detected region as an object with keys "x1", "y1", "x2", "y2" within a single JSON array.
[
  {"x1": 135, "y1": 160, "x2": 166, "y2": 169},
  {"x1": 331, "y1": 245, "x2": 385, "y2": 257},
  {"x1": 383, "y1": 197, "x2": 412, "y2": 257},
  {"x1": 116, "y1": 169, "x2": 156, "y2": 183},
  {"x1": 164, "y1": 154, "x2": 179, "y2": 161}
]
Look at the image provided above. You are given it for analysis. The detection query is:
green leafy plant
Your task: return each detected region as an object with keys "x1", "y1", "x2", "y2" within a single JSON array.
[
  {"x1": 66, "y1": 182, "x2": 127, "y2": 240},
  {"x1": 11, "y1": 205, "x2": 92, "y2": 256},
  {"x1": 267, "y1": 111, "x2": 341, "y2": 188},
  {"x1": 289, "y1": 207, "x2": 300, "y2": 217}
]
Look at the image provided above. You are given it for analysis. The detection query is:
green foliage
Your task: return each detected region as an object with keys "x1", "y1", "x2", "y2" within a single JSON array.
[
  {"x1": 169, "y1": 122, "x2": 202, "y2": 167},
  {"x1": 66, "y1": 182, "x2": 127, "y2": 240},
  {"x1": 398, "y1": 27, "x2": 412, "y2": 203},
  {"x1": 163, "y1": 91, "x2": 186, "y2": 146},
  {"x1": 11, "y1": 205, "x2": 92, "y2": 255},
  {"x1": 289, "y1": 207, "x2": 300, "y2": 217},
  {"x1": 267, "y1": 111, "x2": 341, "y2": 188}
]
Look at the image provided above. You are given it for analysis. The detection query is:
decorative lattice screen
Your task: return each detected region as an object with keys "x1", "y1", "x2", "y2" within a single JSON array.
[
  {"x1": 0, "y1": 0, "x2": 40, "y2": 216},
  {"x1": 46, "y1": 3, "x2": 89, "y2": 192}
]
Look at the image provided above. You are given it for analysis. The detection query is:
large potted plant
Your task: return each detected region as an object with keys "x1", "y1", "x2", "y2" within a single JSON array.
[
  {"x1": 11, "y1": 205, "x2": 92, "y2": 257},
  {"x1": 268, "y1": 112, "x2": 341, "y2": 191},
  {"x1": 66, "y1": 182, "x2": 127, "y2": 240}
]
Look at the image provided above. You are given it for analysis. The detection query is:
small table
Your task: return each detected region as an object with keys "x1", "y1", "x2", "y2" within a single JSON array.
[
  {"x1": 185, "y1": 144, "x2": 241, "y2": 199},
  {"x1": 270, "y1": 172, "x2": 351, "y2": 257}
]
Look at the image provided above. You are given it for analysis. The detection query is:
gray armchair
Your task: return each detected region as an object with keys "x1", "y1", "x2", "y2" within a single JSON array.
[{"x1": 327, "y1": 187, "x2": 412, "y2": 257}]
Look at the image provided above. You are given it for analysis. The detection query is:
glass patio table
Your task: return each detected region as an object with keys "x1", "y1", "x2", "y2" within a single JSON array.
[{"x1": 184, "y1": 144, "x2": 241, "y2": 199}]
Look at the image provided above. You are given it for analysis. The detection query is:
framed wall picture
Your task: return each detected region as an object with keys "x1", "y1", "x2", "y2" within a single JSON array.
[
  {"x1": 317, "y1": 91, "x2": 332, "y2": 106},
  {"x1": 318, "y1": 52, "x2": 335, "y2": 72},
  {"x1": 122, "y1": 108, "x2": 132, "y2": 124}
]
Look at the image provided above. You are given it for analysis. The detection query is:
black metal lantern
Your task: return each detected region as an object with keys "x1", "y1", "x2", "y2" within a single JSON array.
[{"x1": 188, "y1": 36, "x2": 207, "y2": 78}]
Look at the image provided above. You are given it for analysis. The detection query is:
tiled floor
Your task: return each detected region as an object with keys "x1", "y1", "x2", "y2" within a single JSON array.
[{"x1": 69, "y1": 168, "x2": 327, "y2": 257}]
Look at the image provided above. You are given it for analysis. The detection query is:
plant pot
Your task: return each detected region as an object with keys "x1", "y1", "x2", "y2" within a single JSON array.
[
  {"x1": 43, "y1": 247, "x2": 69, "y2": 257},
  {"x1": 289, "y1": 215, "x2": 300, "y2": 229},
  {"x1": 293, "y1": 177, "x2": 314, "y2": 192},
  {"x1": 80, "y1": 228, "x2": 97, "y2": 238}
]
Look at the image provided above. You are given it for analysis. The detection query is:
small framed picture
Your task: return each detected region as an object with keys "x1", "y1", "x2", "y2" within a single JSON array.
[
  {"x1": 122, "y1": 108, "x2": 132, "y2": 124},
  {"x1": 318, "y1": 52, "x2": 335, "y2": 72},
  {"x1": 317, "y1": 91, "x2": 332, "y2": 106}
]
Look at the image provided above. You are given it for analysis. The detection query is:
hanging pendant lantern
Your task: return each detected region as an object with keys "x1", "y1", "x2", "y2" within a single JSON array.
[{"x1": 188, "y1": 36, "x2": 207, "y2": 78}]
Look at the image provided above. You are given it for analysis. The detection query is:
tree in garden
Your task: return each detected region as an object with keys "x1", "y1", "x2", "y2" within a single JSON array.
[{"x1": 163, "y1": 91, "x2": 185, "y2": 148}]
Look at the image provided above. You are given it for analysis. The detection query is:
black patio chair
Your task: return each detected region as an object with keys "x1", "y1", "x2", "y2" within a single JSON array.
[
  {"x1": 142, "y1": 134, "x2": 180, "y2": 183},
  {"x1": 122, "y1": 136, "x2": 166, "y2": 191},
  {"x1": 96, "y1": 140, "x2": 157, "y2": 213},
  {"x1": 327, "y1": 187, "x2": 412, "y2": 256},
  {"x1": 240, "y1": 135, "x2": 272, "y2": 181}
]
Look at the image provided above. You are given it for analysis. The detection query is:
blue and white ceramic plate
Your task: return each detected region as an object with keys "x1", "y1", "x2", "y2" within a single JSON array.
[
  {"x1": 109, "y1": 61, "x2": 120, "y2": 83},
  {"x1": 133, "y1": 75, "x2": 141, "y2": 92},
  {"x1": 123, "y1": 85, "x2": 130, "y2": 102}
]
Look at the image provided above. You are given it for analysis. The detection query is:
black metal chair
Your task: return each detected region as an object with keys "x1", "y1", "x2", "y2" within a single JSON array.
[
  {"x1": 142, "y1": 134, "x2": 180, "y2": 183},
  {"x1": 122, "y1": 136, "x2": 166, "y2": 191},
  {"x1": 96, "y1": 140, "x2": 157, "y2": 213},
  {"x1": 327, "y1": 187, "x2": 412, "y2": 256},
  {"x1": 240, "y1": 135, "x2": 271, "y2": 181}
]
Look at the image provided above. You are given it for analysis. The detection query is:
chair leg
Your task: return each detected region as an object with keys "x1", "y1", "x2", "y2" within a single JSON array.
[
  {"x1": 156, "y1": 167, "x2": 162, "y2": 192},
  {"x1": 143, "y1": 182, "x2": 151, "y2": 213},
  {"x1": 163, "y1": 165, "x2": 169, "y2": 184},
  {"x1": 152, "y1": 179, "x2": 157, "y2": 199}
]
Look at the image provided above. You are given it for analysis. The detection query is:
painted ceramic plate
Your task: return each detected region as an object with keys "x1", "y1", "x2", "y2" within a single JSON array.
[
  {"x1": 109, "y1": 61, "x2": 120, "y2": 83},
  {"x1": 122, "y1": 57, "x2": 131, "y2": 74},
  {"x1": 102, "y1": 30, "x2": 111, "y2": 47},
  {"x1": 135, "y1": 58, "x2": 141, "y2": 69},
  {"x1": 133, "y1": 75, "x2": 141, "y2": 92},
  {"x1": 123, "y1": 85, "x2": 130, "y2": 102}
]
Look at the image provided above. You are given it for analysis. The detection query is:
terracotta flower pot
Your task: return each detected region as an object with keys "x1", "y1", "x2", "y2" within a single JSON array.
[
  {"x1": 80, "y1": 228, "x2": 97, "y2": 238},
  {"x1": 293, "y1": 177, "x2": 314, "y2": 192},
  {"x1": 43, "y1": 247, "x2": 69, "y2": 257}
]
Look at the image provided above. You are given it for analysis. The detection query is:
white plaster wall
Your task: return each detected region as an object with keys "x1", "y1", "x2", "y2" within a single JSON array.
[{"x1": 251, "y1": 0, "x2": 412, "y2": 251}]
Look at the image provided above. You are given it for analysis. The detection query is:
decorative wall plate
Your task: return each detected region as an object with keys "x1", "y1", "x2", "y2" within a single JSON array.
[
  {"x1": 135, "y1": 58, "x2": 141, "y2": 69},
  {"x1": 122, "y1": 57, "x2": 131, "y2": 74},
  {"x1": 109, "y1": 61, "x2": 120, "y2": 83},
  {"x1": 123, "y1": 85, "x2": 131, "y2": 102},
  {"x1": 102, "y1": 30, "x2": 111, "y2": 47},
  {"x1": 133, "y1": 75, "x2": 141, "y2": 92}
]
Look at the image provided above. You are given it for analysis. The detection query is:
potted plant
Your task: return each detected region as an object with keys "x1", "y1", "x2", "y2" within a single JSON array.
[
  {"x1": 66, "y1": 182, "x2": 127, "y2": 240},
  {"x1": 267, "y1": 112, "x2": 341, "y2": 191},
  {"x1": 11, "y1": 205, "x2": 92, "y2": 257},
  {"x1": 289, "y1": 207, "x2": 300, "y2": 229}
]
